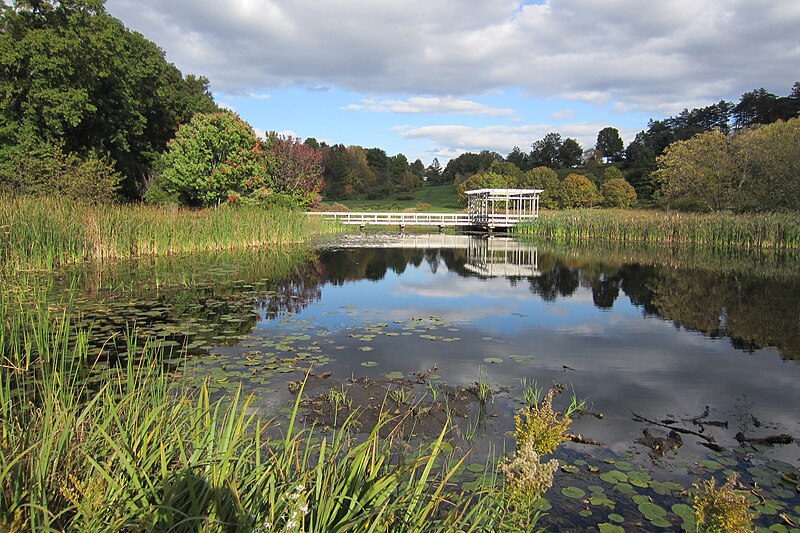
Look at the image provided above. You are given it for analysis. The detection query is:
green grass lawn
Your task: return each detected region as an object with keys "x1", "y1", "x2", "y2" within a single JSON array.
[{"x1": 332, "y1": 184, "x2": 462, "y2": 212}]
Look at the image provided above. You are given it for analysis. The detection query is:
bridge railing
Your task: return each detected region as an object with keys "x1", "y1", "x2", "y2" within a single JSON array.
[{"x1": 306, "y1": 211, "x2": 538, "y2": 227}]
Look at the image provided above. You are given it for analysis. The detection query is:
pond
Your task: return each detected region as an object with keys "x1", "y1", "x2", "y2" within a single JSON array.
[{"x1": 59, "y1": 233, "x2": 800, "y2": 531}]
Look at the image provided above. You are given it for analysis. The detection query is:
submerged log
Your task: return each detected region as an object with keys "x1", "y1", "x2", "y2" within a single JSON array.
[{"x1": 735, "y1": 432, "x2": 794, "y2": 446}]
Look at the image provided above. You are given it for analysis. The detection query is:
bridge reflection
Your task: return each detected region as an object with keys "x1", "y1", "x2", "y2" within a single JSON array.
[{"x1": 336, "y1": 233, "x2": 540, "y2": 278}]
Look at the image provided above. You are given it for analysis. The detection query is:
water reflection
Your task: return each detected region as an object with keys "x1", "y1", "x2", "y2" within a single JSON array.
[{"x1": 305, "y1": 235, "x2": 800, "y2": 361}]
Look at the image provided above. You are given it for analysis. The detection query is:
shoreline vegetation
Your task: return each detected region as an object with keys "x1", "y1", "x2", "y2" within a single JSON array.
[
  {"x1": 516, "y1": 209, "x2": 800, "y2": 250},
  {"x1": 0, "y1": 197, "x2": 338, "y2": 275},
  {"x1": 0, "y1": 291, "x2": 562, "y2": 532}
]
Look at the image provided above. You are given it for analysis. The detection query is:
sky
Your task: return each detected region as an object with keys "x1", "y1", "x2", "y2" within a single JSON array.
[{"x1": 104, "y1": 0, "x2": 800, "y2": 166}]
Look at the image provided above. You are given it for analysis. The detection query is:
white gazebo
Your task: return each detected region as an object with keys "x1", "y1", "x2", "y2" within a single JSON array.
[{"x1": 465, "y1": 188, "x2": 543, "y2": 228}]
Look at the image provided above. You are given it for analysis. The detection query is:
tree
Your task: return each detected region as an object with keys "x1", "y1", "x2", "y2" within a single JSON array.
[
  {"x1": 734, "y1": 118, "x2": 800, "y2": 211},
  {"x1": 456, "y1": 171, "x2": 510, "y2": 205},
  {"x1": 442, "y1": 151, "x2": 498, "y2": 183},
  {"x1": 507, "y1": 146, "x2": 529, "y2": 171},
  {"x1": 425, "y1": 158, "x2": 442, "y2": 182},
  {"x1": 601, "y1": 166, "x2": 624, "y2": 183},
  {"x1": 0, "y1": 0, "x2": 217, "y2": 198},
  {"x1": 595, "y1": 127, "x2": 624, "y2": 162},
  {"x1": 654, "y1": 130, "x2": 738, "y2": 211},
  {"x1": 519, "y1": 166, "x2": 559, "y2": 209},
  {"x1": 558, "y1": 174, "x2": 600, "y2": 208},
  {"x1": 265, "y1": 134, "x2": 324, "y2": 207},
  {"x1": 321, "y1": 144, "x2": 375, "y2": 199},
  {"x1": 149, "y1": 111, "x2": 270, "y2": 206},
  {"x1": 601, "y1": 178, "x2": 637, "y2": 208},
  {"x1": 530, "y1": 133, "x2": 562, "y2": 169},
  {"x1": 559, "y1": 138, "x2": 583, "y2": 167},
  {"x1": 410, "y1": 159, "x2": 425, "y2": 178},
  {"x1": 734, "y1": 88, "x2": 779, "y2": 129}
]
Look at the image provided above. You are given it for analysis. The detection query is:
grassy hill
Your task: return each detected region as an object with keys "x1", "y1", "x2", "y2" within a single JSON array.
[{"x1": 331, "y1": 184, "x2": 461, "y2": 212}]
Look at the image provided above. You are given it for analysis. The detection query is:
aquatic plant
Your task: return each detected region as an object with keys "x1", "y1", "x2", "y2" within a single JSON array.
[
  {"x1": 692, "y1": 473, "x2": 754, "y2": 533},
  {"x1": 513, "y1": 388, "x2": 572, "y2": 455},
  {"x1": 516, "y1": 209, "x2": 800, "y2": 250},
  {"x1": 0, "y1": 196, "x2": 338, "y2": 275},
  {"x1": 498, "y1": 440, "x2": 558, "y2": 507},
  {"x1": 390, "y1": 386, "x2": 412, "y2": 406},
  {"x1": 0, "y1": 290, "x2": 518, "y2": 532},
  {"x1": 520, "y1": 377, "x2": 542, "y2": 407},
  {"x1": 327, "y1": 383, "x2": 352, "y2": 410},
  {"x1": 477, "y1": 365, "x2": 494, "y2": 405}
]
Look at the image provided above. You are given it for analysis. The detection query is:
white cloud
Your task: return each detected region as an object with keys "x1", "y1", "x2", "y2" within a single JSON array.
[
  {"x1": 344, "y1": 96, "x2": 515, "y2": 117},
  {"x1": 106, "y1": 0, "x2": 800, "y2": 114},
  {"x1": 245, "y1": 92, "x2": 271, "y2": 100},
  {"x1": 395, "y1": 122, "x2": 639, "y2": 158},
  {"x1": 549, "y1": 109, "x2": 575, "y2": 121}
]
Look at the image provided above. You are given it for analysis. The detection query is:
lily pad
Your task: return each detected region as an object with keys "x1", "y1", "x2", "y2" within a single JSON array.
[
  {"x1": 598, "y1": 524, "x2": 625, "y2": 533},
  {"x1": 361, "y1": 361, "x2": 378, "y2": 367},
  {"x1": 600, "y1": 470, "x2": 629, "y2": 484},
  {"x1": 638, "y1": 501, "x2": 667, "y2": 521},
  {"x1": 561, "y1": 486, "x2": 586, "y2": 499},
  {"x1": 385, "y1": 371, "x2": 405, "y2": 379},
  {"x1": 608, "y1": 513, "x2": 625, "y2": 523},
  {"x1": 483, "y1": 357, "x2": 503, "y2": 364}
]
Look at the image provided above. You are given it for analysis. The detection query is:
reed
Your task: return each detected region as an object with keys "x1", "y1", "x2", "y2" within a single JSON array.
[
  {"x1": 516, "y1": 209, "x2": 800, "y2": 249},
  {"x1": 0, "y1": 196, "x2": 337, "y2": 274},
  {"x1": 0, "y1": 291, "x2": 527, "y2": 532}
]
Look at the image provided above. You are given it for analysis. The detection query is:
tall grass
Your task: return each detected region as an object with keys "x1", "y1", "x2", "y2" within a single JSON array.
[
  {"x1": 0, "y1": 196, "x2": 336, "y2": 274},
  {"x1": 516, "y1": 209, "x2": 800, "y2": 249},
  {"x1": 0, "y1": 291, "x2": 527, "y2": 532}
]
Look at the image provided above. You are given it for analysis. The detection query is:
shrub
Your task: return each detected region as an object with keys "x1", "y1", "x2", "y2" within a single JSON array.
[
  {"x1": 519, "y1": 166, "x2": 559, "y2": 209},
  {"x1": 513, "y1": 388, "x2": 571, "y2": 455},
  {"x1": 601, "y1": 178, "x2": 638, "y2": 208},
  {"x1": 693, "y1": 474, "x2": 753, "y2": 532},
  {"x1": 558, "y1": 173, "x2": 600, "y2": 208},
  {"x1": 0, "y1": 138, "x2": 121, "y2": 203},
  {"x1": 154, "y1": 111, "x2": 272, "y2": 206},
  {"x1": 602, "y1": 165, "x2": 624, "y2": 183}
]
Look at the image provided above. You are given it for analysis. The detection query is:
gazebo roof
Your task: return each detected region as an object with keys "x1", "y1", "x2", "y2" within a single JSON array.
[{"x1": 465, "y1": 188, "x2": 543, "y2": 197}]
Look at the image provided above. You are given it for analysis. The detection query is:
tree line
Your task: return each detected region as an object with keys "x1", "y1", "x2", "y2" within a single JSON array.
[
  {"x1": 425, "y1": 83, "x2": 799, "y2": 212},
  {"x1": 1, "y1": 1, "x2": 798, "y2": 212}
]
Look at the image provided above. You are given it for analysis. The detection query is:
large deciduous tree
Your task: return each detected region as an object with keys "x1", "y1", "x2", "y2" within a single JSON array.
[
  {"x1": 530, "y1": 133, "x2": 562, "y2": 169},
  {"x1": 0, "y1": 0, "x2": 217, "y2": 199},
  {"x1": 149, "y1": 111, "x2": 271, "y2": 207},
  {"x1": 518, "y1": 166, "x2": 559, "y2": 209},
  {"x1": 265, "y1": 134, "x2": 324, "y2": 207},
  {"x1": 601, "y1": 179, "x2": 637, "y2": 208},
  {"x1": 595, "y1": 127, "x2": 624, "y2": 162},
  {"x1": 558, "y1": 138, "x2": 583, "y2": 167},
  {"x1": 654, "y1": 131, "x2": 738, "y2": 212},
  {"x1": 558, "y1": 174, "x2": 600, "y2": 208},
  {"x1": 734, "y1": 118, "x2": 800, "y2": 211}
]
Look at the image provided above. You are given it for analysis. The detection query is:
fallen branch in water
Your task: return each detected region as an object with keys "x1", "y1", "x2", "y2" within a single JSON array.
[
  {"x1": 632, "y1": 412, "x2": 719, "y2": 445},
  {"x1": 566, "y1": 433, "x2": 603, "y2": 446},
  {"x1": 735, "y1": 432, "x2": 794, "y2": 446}
]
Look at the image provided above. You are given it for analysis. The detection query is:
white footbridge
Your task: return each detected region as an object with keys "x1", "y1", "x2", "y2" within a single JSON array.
[{"x1": 307, "y1": 188, "x2": 542, "y2": 230}]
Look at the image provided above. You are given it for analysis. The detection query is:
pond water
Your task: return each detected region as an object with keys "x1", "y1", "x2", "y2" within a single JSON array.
[{"x1": 60, "y1": 233, "x2": 800, "y2": 531}]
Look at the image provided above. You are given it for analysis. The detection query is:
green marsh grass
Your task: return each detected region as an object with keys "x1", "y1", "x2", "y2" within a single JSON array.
[
  {"x1": 516, "y1": 209, "x2": 800, "y2": 249},
  {"x1": 0, "y1": 196, "x2": 336, "y2": 274},
  {"x1": 0, "y1": 290, "x2": 539, "y2": 532}
]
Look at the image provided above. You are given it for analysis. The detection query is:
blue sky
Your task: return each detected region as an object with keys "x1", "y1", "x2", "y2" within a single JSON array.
[{"x1": 105, "y1": 0, "x2": 800, "y2": 165}]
